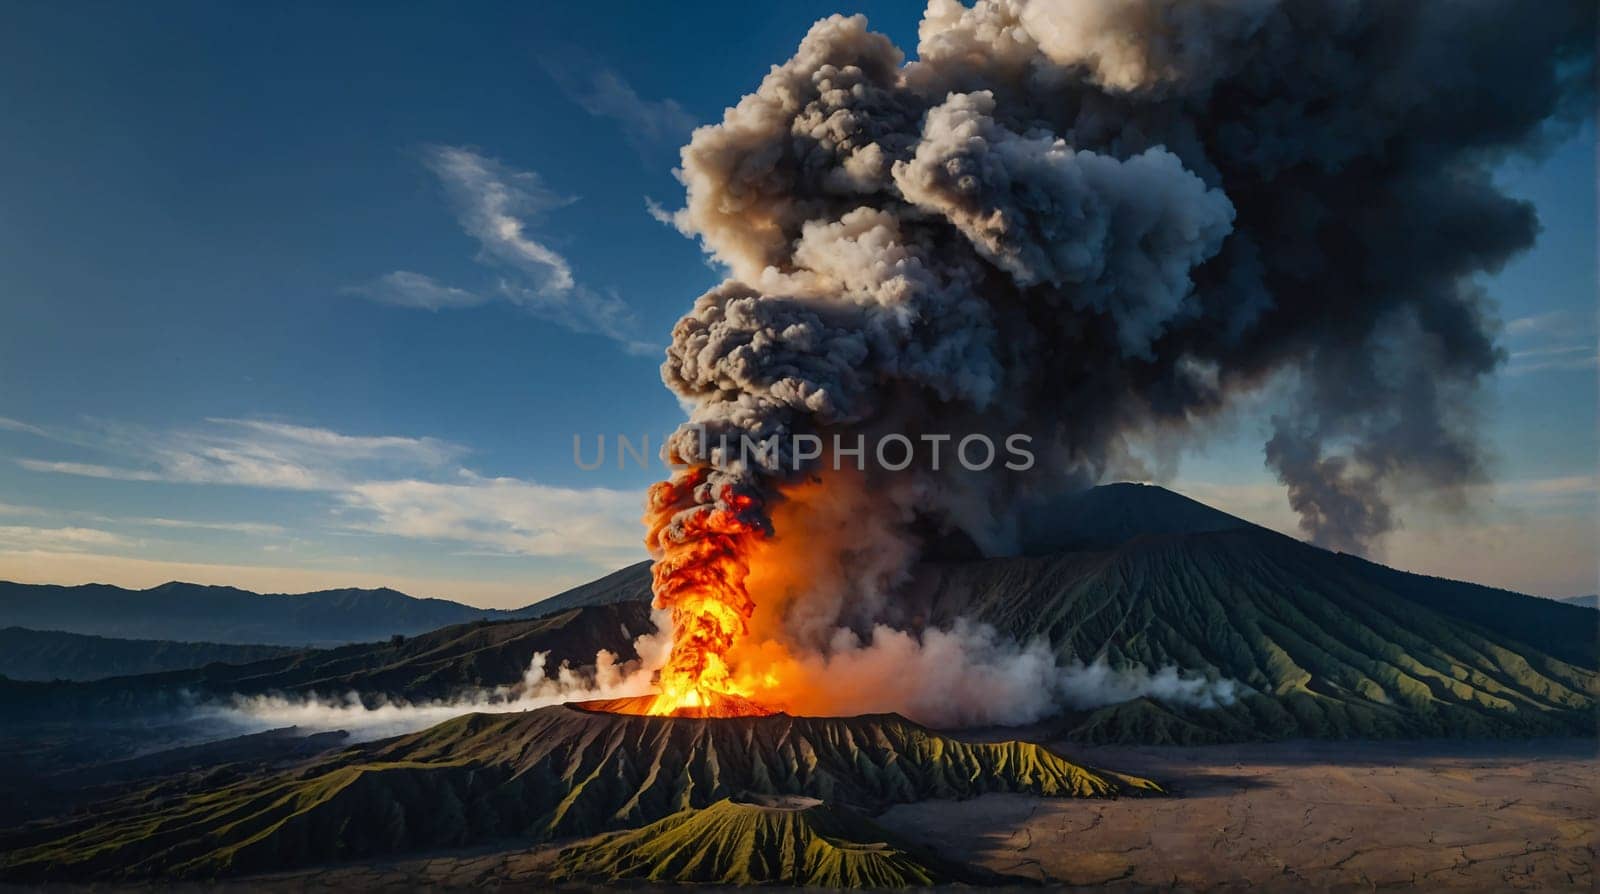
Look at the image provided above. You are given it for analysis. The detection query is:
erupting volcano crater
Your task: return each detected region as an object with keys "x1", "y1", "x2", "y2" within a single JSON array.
[{"x1": 582, "y1": 692, "x2": 775, "y2": 718}]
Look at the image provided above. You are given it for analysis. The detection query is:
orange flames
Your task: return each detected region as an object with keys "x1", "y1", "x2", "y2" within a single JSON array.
[
  {"x1": 642, "y1": 466, "x2": 775, "y2": 717},
  {"x1": 637, "y1": 469, "x2": 898, "y2": 719}
]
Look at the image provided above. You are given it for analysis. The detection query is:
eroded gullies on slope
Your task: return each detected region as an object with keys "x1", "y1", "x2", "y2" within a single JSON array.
[
  {"x1": 550, "y1": 796, "x2": 1021, "y2": 887},
  {"x1": 0, "y1": 703, "x2": 1159, "y2": 883}
]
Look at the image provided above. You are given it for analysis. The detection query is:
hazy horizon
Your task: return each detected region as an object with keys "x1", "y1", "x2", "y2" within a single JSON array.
[{"x1": 0, "y1": 480, "x2": 1591, "y2": 610}]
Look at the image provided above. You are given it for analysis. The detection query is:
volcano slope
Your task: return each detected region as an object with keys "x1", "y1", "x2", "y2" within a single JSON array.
[
  {"x1": 550, "y1": 796, "x2": 1013, "y2": 887},
  {"x1": 909, "y1": 484, "x2": 1598, "y2": 742},
  {"x1": 0, "y1": 704, "x2": 1157, "y2": 881}
]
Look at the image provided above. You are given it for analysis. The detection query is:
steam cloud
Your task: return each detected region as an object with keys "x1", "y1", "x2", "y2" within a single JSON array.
[
  {"x1": 203, "y1": 613, "x2": 1236, "y2": 735},
  {"x1": 199, "y1": 613, "x2": 673, "y2": 741},
  {"x1": 750, "y1": 619, "x2": 1241, "y2": 728},
  {"x1": 643, "y1": 0, "x2": 1592, "y2": 719}
]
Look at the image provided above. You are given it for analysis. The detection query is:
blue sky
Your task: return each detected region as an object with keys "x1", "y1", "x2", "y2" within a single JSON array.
[{"x1": 0, "y1": 2, "x2": 1594, "y2": 607}]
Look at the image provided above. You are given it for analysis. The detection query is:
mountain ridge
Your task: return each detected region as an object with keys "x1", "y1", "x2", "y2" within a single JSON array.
[
  {"x1": 0, "y1": 561, "x2": 651, "y2": 647},
  {"x1": 0, "y1": 627, "x2": 302, "y2": 682}
]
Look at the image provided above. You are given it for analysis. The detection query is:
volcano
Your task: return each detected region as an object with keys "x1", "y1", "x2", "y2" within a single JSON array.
[
  {"x1": 529, "y1": 484, "x2": 1596, "y2": 741},
  {"x1": 914, "y1": 484, "x2": 1597, "y2": 741},
  {"x1": 0, "y1": 704, "x2": 1157, "y2": 881}
]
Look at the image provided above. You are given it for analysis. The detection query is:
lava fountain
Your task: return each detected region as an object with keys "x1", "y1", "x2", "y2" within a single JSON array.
[{"x1": 640, "y1": 464, "x2": 776, "y2": 717}]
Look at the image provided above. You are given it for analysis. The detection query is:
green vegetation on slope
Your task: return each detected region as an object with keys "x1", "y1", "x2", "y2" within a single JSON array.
[
  {"x1": 917, "y1": 525, "x2": 1597, "y2": 742},
  {"x1": 552, "y1": 797, "x2": 1005, "y2": 887},
  {"x1": 1330, "y1": 554, "x2": 1598, "y2": 669},
  {"x1": 0, "y1": 705, "x2": 1156, "y2": 881}
]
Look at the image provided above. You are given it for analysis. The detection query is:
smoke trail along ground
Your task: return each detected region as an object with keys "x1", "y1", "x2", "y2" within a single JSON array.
[
  {"x1": 197, "y1": 615, "x2": 674, "y2": 741},
  {"x1": 639, "y1": 0, "x2": 1593, "y2": 713},
  {"x1": 201, "y1": 613, "x2": 1238, "y2": 736}
]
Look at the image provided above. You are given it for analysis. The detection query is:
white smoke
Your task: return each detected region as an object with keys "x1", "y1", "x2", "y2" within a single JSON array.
[
  {"x1": 191, "y1": 605, "x2": 1233, "y2": 737},
  {"x1": 196, "y1": 611, "x2": 673, "y2": 742},
  {"x1": 764, "y1": 618, "x2": 1241, "y2": 728}
]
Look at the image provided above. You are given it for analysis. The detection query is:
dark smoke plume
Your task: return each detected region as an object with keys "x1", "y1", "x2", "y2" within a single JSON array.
[{"x1": 656, "y1": 0, "x2": 1594, "y2": 570}]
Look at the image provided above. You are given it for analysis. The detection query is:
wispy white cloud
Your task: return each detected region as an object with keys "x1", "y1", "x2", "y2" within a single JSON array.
[
  {"x1": 0, "y1": 525, "x2": 134, "y2": 552},
  {"x1": 644, "y1": 195, "x2": 676, "y2": 226},
  {"x1": 339, "y1": 472, "x2": 642, "y2": 559},
  {"x1": 494, "y1": 280, "x2": 660, "y2": 356},
  {"x1": 118, "y1": 517, "x2": 288, "y2": 536},
  {"x1": 1506, "y1": 310, "x2": 1592, "y2": 338},
  {"x1": 348, "y1": 146, "x2": 657, "y2": 353},
  {"x1": 17, "y1": 417, "x2": 463, "y2": 491},
  {"x1": 1504, "y1": 349, "x2": 1598, "y2": 376},
  {"x1": 0, "y1": 416, "x2": 48, "y2": 437},
  {"x1": 0, "y1": 496, "x2": 284, "y2": 540},
  {"x1": 546, "y1": 62, "x2": 696, "y2": 158},
  {"x1": 212, "y1": 419, "x2": 462, "y2": 466},
  {"x1": 1502, "y1": 312, "x2": 1597, "y2": 376},
  {"x1": 10, "y1": 414, "x2": 645, "y2": 570},
  {"x1": 1508, "y1": 345, "x2": 1594, "y2": 361},
  {"x1": 424, "y1": 145, "x2": 577, "y2": 293},
  {"x1": 1488, "y1": 474, "x2": 1600, "y2": 511},
  {"x1": 16, "y1": 459, "x2": 165, "y2": 481},
  {"x1": 344, "y1": 270, "x2": 487, "y2": 310}
]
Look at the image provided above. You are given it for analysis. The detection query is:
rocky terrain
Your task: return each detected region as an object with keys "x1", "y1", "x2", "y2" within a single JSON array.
[{"x1": 881, "y1": 738, "x2": 1598, "y2": 890}]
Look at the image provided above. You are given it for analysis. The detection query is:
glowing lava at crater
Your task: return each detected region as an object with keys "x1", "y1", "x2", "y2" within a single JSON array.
[{"x1": 580, "y1": 694, "x2": 775, "y2": 719}]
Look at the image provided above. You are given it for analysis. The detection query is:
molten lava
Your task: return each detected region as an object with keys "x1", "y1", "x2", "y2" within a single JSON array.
[
  {"x1": 580, "y1": 693, "x2": 773, "y2": 718},
  {"x1": 642, "y1": 466, "x2": 775, "y2": 717}
]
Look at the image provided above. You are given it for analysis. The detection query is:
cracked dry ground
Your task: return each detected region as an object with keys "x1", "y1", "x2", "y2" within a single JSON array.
[
  {"x1": 181, "y1": 738, "x2": 1594, "y2": 891},
  {"x1": 878, "y1": 738, "x2": 1596, "y2": 891}
]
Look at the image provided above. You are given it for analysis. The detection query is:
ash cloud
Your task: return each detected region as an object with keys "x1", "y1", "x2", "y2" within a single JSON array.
[{"x1": 659, "y1": 0, "x2": 1592, "y2": 558}]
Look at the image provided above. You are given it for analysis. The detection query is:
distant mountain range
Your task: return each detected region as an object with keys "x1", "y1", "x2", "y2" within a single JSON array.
[
  {"x1": 1558, "y1": 594, "x2": 1598, "y2": 610},
  {"x1": 0, "y1": 561, "x2": 652, "y2": 647}
]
